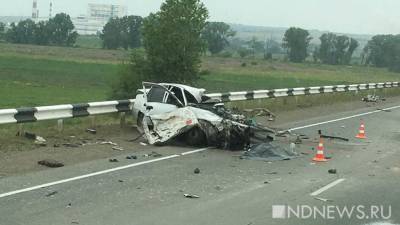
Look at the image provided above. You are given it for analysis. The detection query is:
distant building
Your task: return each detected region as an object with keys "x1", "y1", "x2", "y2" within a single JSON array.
[
  {"x1": 32, "y1": 0, "x2": 39, "y2": 19},
  {"x1": 73, "y1": 3, "x2": 128, "y2": 35}
]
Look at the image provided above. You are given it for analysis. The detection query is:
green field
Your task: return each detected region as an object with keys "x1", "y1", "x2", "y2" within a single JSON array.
[{"x1": 1, "y1": 42, "x2": 400, "y2": 109}]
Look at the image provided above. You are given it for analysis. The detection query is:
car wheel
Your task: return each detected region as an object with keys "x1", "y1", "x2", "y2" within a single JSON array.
[{"x1": 184, "y1": 127, "x2": 207, "y2": 147}]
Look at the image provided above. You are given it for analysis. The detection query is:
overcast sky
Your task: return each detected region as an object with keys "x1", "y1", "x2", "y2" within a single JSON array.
[{"x1": 1, "y1": 0, "x2": 399, "y2": 35}]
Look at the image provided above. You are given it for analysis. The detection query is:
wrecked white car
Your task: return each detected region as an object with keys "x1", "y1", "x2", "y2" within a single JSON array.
[{"x1": 133, "y1": 82, "x2": 275, "y2": 150}]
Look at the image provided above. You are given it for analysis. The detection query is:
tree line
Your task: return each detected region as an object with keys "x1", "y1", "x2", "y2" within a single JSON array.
[
  {"x1": 363, "y1": 35, "x2": 400, "y2": 72},
  {"x1": 2, "y1": 13, "x2": 77, "y2": 46}
]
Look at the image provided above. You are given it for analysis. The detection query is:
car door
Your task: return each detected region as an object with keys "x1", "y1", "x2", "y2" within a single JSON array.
[{"x1": 143, "y1": 84, "x2": 181, "y2": 116}]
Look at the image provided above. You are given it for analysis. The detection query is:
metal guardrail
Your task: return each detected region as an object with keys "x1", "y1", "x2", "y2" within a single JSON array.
[
  {"x1": 0, "y1": 82, "x2": 398, "y2": 125},
  {"x1": 205, "y1": 82, "x2": 399, "y2": 102},
  {"x1": 0, "y1": 100, "x2": 135, "y2": 125}
]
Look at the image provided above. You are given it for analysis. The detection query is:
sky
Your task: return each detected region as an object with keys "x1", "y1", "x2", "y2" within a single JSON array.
[{"x1": 1, "y1": 0, "x2": 399, "y2": 35}]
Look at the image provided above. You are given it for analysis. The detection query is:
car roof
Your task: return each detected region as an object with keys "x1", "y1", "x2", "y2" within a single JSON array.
[{"x1": 159, "y1": 83, "x2": 206, "y2": 103}]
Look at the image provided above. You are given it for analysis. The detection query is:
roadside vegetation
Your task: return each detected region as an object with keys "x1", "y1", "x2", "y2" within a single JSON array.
[{"x1": 0, "y1": 0, "x2": 399, "y2": 108}]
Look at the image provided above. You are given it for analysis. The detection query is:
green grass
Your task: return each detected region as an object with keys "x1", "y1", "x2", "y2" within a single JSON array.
[
  {"x1": 198, "y1": 58, "x2": 400, "y2": 92},
  {"x1": 76, "y1": 35, "x2": 103, "y2": 49},
  {"x1": 0, "y1": 54, "x2": 119, "y2": 108},
  {"x1": 1, "y1": 43, "x2": 400, "y2": 109}
]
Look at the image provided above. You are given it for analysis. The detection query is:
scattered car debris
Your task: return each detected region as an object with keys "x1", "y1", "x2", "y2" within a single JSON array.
[
  {"x1": 126, "y1": 155, "x2": 137, "y2": 160},
  {"x1": 328, "y1": 169, "x2": 337, "y2": 174},
  {"x1": 294, "y1": 136, "x2": 302, "y2": 144},
  {"x1": 86, "y1": 128, "x2": 97, "y2": 134},
  {"x1": 318, "y1": 130, "x2": 349, "y2": 142},
  {"x1": 194, "y1": 168, "x2": 200, "y2": 174},
  {"x1": 215, "y1": 186, "x2": 222, "y2": 191},
  {"x1": 112, "y1": 146, "x2": 124, "y2": 151},
  {"x1": 45, "y1": 191, "x2": 58, "y2": 197},
  {"x1": 140, "y1": 142, "x2": 148, "y2": 146},
  {"x1": 184, "y1": 193, "x2": 200, "y2": 199},
  {"x1": 263, "y1": 181, "x2": 270, "y2": 184},
  {"x1": 314, "y1": 197, "x2": 333, "y2": 202},
  {"x1": 109, "y1": 159, "x2": 119, "y2": 163},
  {"x1": 101, "y1": 141, "x2": 118, "y2": 146},
  {"x1": 66, "y1": 203, "x2": 72, "y2": 208},
  {"x1": 23, "y1": 132, "x2": 47, "y2": 146},
  {"x1": 362, "y1": 94, "x2": 385, "y2": 103},
  {"x1": 290, "y1": 143, "x2": 297, "y2": 155},
  {"x1": 150, "y1": 151, "x2": 162, "y2": 157},
  {"x1": 62, "y1": 143, "x2": 80, "y2": 148},
  {"x1": 266, "y1": 172, "x2": 278, "y2": 175},
  {"x1": 34, "y1": 136, "x2": 47, "y2": 146},
  {"x1": 241, "y1": 143, "x2": 297, "y2": 161},
  {"x1": 118, "y1": 180, "x2": 124, "y2": 183},
  {"x1": 38, "y1": 159, "x2": 64, "y2": 168}
]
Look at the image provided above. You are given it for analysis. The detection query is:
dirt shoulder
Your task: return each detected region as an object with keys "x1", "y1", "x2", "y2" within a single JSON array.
[{"x1": 0, "y1": 96, "x2": 397, "y2": 177}]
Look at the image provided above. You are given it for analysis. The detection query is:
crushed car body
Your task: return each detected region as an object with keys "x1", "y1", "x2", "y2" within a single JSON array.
[{"x1": 133, "y1": 82, "x2": 277, "y2": 150}]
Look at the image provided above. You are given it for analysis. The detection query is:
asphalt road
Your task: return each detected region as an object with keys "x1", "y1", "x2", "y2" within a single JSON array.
[{"x1": 1, "y1": 101, "x2": 400, "y2": 225}]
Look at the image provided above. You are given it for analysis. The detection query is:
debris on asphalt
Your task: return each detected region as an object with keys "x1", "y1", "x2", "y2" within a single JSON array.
[
  {"x1": 62, "y1": 143, "x2": 81, "y2": 148},
  {"x1": 318, "y1": 130, "x2": 349, "y2": 142},
  {"x1": 294, "y1": 136, "x2": 302, "y2": 144},
  {"x1": 118, "y1": 180, "x2": 124, "y2": 183},
  {"x1": 263, "y1": 181, "x2": 270, "y2": 184},
  {"x1": 328, "y1": 169, "x2": 337, "y2": 174},
  {"x1": 184, "y1": 193, "x2": 200, "y2": 199},
  {"x1": 66, "y1": 203, "x2": 72, "y2": 208},
  {"x1": 109, "y1": 159, "x2": 119, "y2": 163},
  {"x1": 194, "y1": 168, "x2": 200, "y2": 174},
  {"x1": 53, "y1": 144, "x2": 60, "y2": 148},
  {"x1": 362, "y1": 94, "x2": 385, "y2": 103},
  {"x1": 241, "y1": 143, "x2": 297, "y2": 161},
  {"x1": 45, "y1": 191, "x2": 58, "y2": 197},
  {"x1": 38, "y1": 159, "x2": 64, "y2": 168},
  {"x1": 215, "y1": 186, "x2": 222, "y2": 191},
  {"x1": 290, "y1": 143, "x2": 297, "y2": 155},
  {"x1": 314, "y1": 197, "x2": 333, "y2": 202},
  {"x1": 126, "y1": 155, "x2": 137, "y2": 160},
  {"x1": 101, "y1": 141, "x2": 118, "y2": 146},
  {"x1": 112, "y1": 146, "x2": 124, "y2": 151},
  {"x1": 266, "y1": 172, "x2": 278, "y2": 175},
  {"x1": 86, "y1": 128, "x2": 97, "y2": 134},
  {"x1": 150, "y1": 151, "x2": 162, "y2": 157},
  {"x1": 140, "y1": 142, "x2": 148, "y2": 146}
]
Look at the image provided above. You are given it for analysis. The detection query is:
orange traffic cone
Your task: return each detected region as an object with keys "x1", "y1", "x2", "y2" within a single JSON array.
[
  {"x1": 355, "y1": 120, "x2": 366, "y2": 139},
  {"x1": 313, "y1": 138, "x2": 328, "y2": 162}
]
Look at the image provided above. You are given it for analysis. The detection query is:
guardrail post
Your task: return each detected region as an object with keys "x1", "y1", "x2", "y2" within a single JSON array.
[
  {"x1": 18, "y1": 124, "x2": 24, "y2": 136},
  {"x1": 57, "y1": 119, "x2": 63, "y2": 133},
  {"x1": 120, "y1": 112, "x2": 126, "y2": 128},
  {"x1": 90, "y1": 116, "x2": 96, "y2": 128}
]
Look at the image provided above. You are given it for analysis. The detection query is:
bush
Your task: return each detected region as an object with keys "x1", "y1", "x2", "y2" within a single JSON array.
[
  {"x1": 199, "y1": 69, "x2": 211, "y2": 75},
  {"x1": 241, "y1": 62, "x2": 247, "y2": 67},
  {"x1": 217, "y1": 51, "x2": 233, "y2": 58},
  {"x1": 110, "y1": 50, "x2": 150, "y2": 99},
  {"x1": 251, "y1": 61, "x2": 258, "y2": 66}
]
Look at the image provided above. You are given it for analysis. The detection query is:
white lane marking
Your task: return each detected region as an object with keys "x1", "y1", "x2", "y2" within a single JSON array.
[
  {"x1": 0, "y1": 148, "x2": 210, "y2": 199},
  {"x1": 310, "y1": 178, "x2": 345, "y2": 196},
  {"x1": 180, "y1": 147, "x2": 209, "y2": 155},
  {"x1": 289, "y1": 105, "x2": 400, "y2": 131}
]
